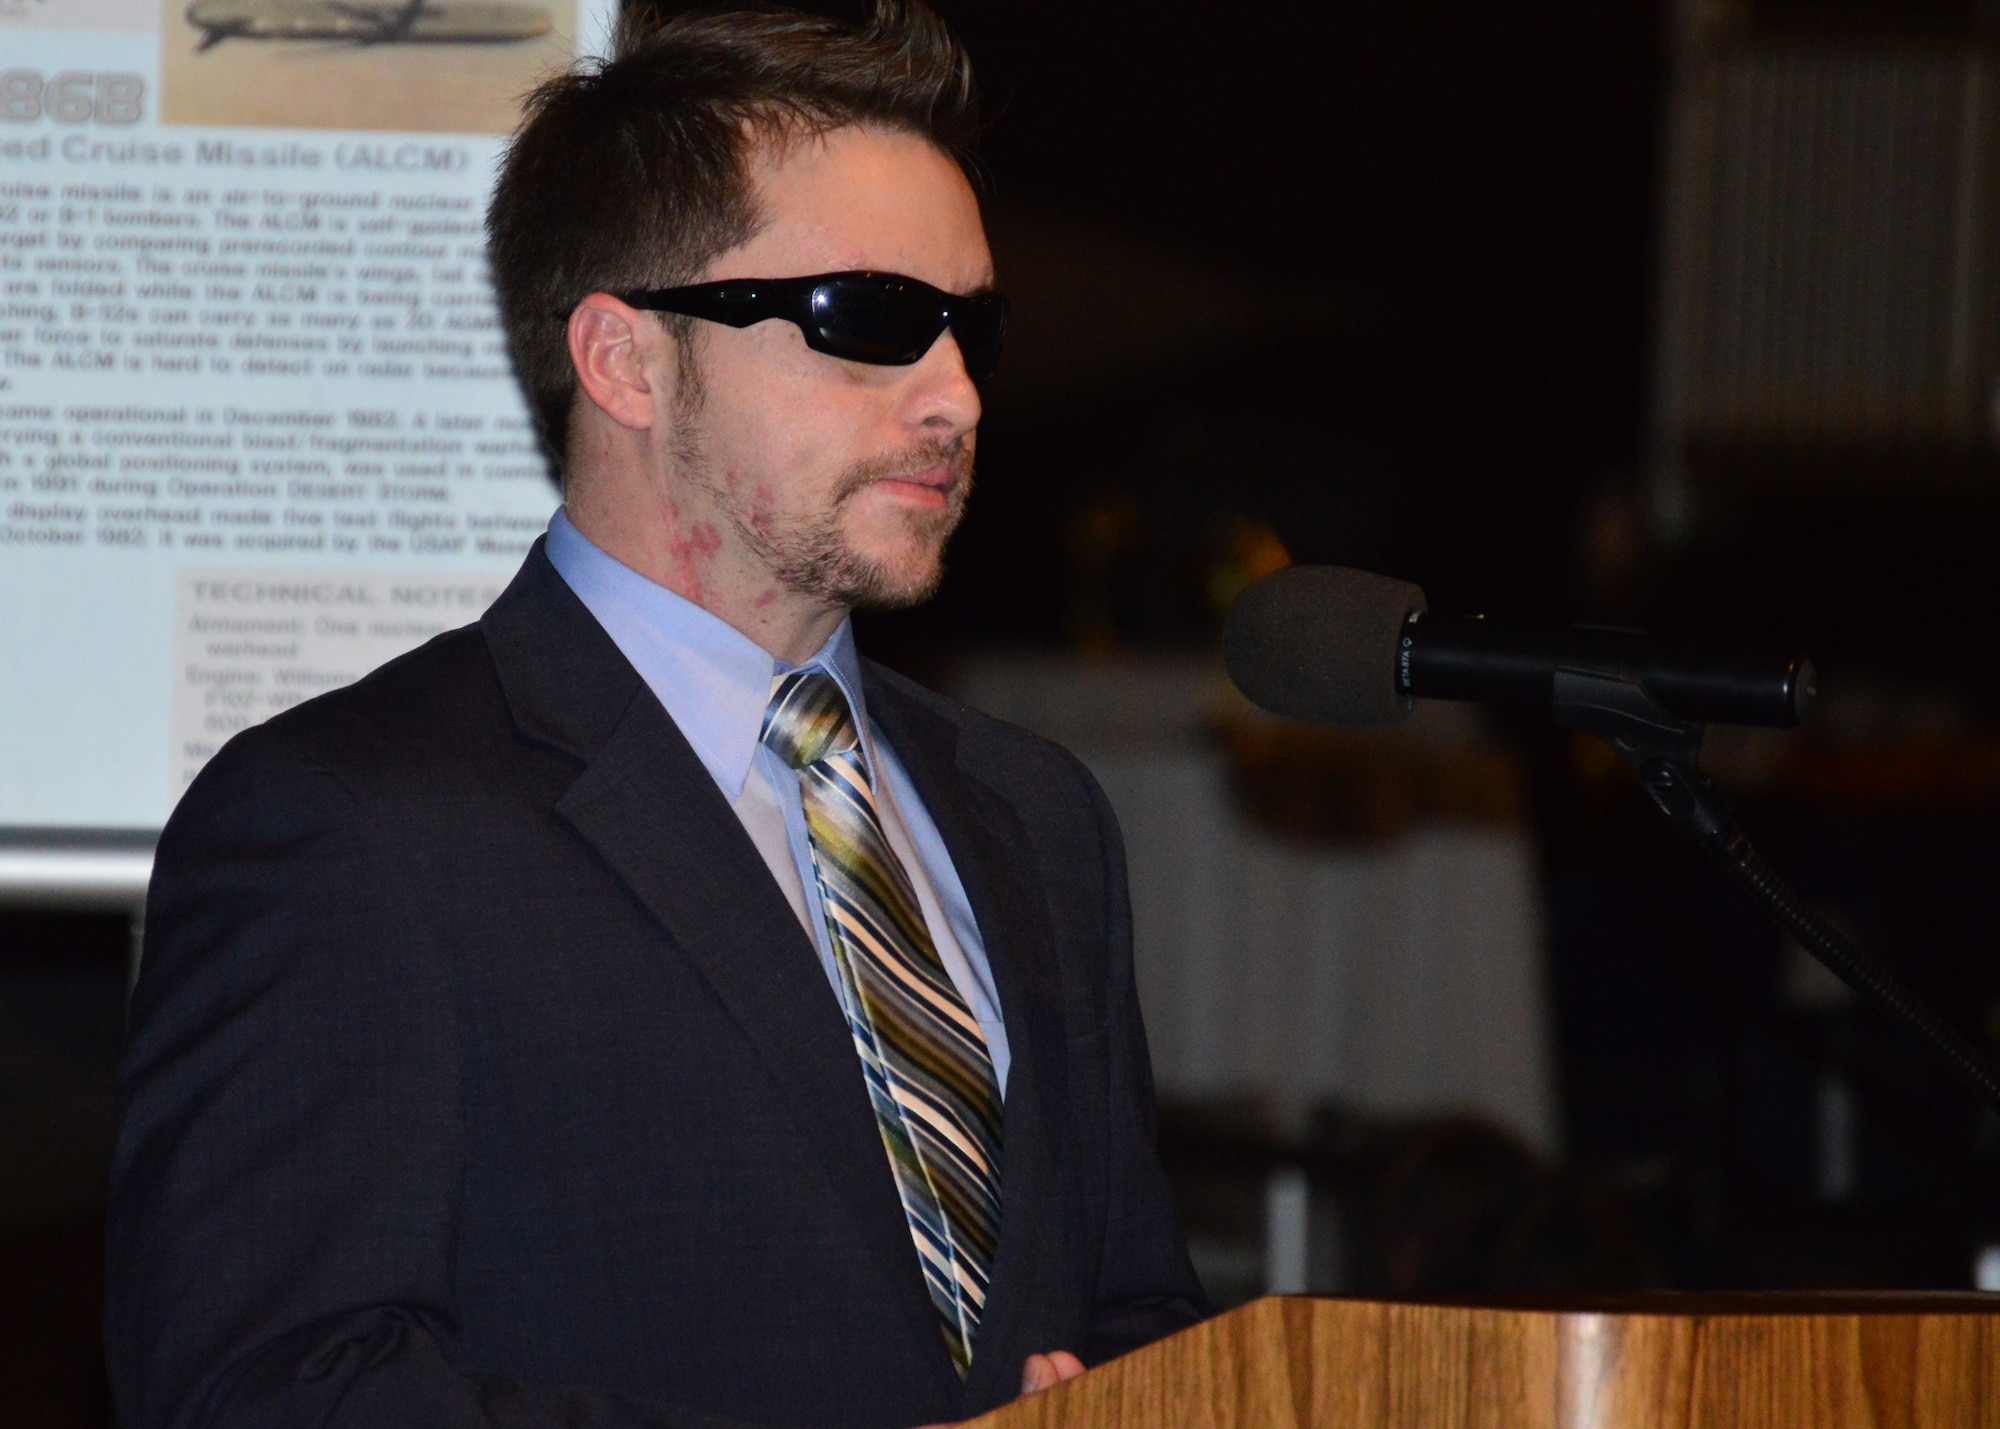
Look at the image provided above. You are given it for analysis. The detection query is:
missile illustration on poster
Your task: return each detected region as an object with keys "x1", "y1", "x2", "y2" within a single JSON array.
[{"x1": 185, "y1": 0, "x2": 554, "y2": 54}]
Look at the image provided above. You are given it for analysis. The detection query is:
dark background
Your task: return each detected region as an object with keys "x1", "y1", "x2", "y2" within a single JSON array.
[
  {"x1": 12, "y1": 1, "x2": 2000, "y2": 1422},
  {"x1": 898, "y1": 0, "x2": 1663, "y2": 648}
]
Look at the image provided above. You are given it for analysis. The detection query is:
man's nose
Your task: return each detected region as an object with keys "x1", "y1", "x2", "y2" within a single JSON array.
[{"x1": 905, "y1": 330, "x2": 983, "y2": 436}]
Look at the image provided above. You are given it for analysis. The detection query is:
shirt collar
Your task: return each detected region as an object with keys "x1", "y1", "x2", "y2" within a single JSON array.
[{"x1": 544, "y1": 508, "x2": 871, "y2": 799}]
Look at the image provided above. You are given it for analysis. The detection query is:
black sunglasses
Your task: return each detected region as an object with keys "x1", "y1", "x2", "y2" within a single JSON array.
[{"x1": 615, "y1": 271, "x2": 1009, "y2": 380}]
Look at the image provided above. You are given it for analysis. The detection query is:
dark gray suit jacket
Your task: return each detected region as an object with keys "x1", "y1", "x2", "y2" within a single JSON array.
[{"x1": 106, "y1": 544, "x2": 1206, "y2": 1429}]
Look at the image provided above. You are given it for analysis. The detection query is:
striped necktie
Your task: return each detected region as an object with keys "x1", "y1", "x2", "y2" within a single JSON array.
[{"x1": 761, "y1": 669, "x2": 1004, "y2": 1377}]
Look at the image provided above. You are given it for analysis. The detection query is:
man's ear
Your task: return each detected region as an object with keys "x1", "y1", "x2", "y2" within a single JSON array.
[{"x1": 567, "y1": 294, "x2": 667, "y2": 432}]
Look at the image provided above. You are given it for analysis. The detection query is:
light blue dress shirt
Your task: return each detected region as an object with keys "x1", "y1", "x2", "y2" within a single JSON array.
[{"x1": 544, "y1": 509, "x2": 1009, "y2": 1093}]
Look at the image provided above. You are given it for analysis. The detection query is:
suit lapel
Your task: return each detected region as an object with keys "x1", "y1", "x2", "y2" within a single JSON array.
[
  {"x1": 483, "y1": 549, "x2": 953, "y2": 1386},
  {"x1": 864, "y1": 668, "x2": 1070, "y2": 1411}
]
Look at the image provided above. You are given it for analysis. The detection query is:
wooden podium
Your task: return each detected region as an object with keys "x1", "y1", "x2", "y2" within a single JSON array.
[{"x1": 969, "y1": 1294, "x2": 2000, "y2": 1427}]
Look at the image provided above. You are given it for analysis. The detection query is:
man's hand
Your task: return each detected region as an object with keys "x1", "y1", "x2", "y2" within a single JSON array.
[
  {"x1": 913, "y1": 1352, "x2": 1086, "y2": 1428},
  {"x1": 1019, "y1": 1351, "x2": 1086, "y2": 1395}
]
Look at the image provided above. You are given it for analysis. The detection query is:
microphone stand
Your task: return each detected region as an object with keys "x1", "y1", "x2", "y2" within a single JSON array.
[{"x1": 1551, "y1": 668, "x2": 2000, "y2": 1120}]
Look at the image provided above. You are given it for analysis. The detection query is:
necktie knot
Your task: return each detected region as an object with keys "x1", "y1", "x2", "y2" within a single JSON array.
[{"x1": 761, "y1": 669, "x2": 859, "y2": 770}]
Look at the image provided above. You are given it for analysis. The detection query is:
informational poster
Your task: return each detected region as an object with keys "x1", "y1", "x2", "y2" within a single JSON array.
[{"x1": 1, "y1": 0, "x2": 616, "y2": 830}]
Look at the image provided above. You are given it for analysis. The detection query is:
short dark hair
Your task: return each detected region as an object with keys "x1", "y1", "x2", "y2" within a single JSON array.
[{"x1": 486, "y1": 1, "x2": 981, "y2": 472}]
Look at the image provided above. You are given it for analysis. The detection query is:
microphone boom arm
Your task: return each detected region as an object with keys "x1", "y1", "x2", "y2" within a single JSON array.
[{"x1": 1553, "y1": 668, "x2": 2000, "y2": 1118}]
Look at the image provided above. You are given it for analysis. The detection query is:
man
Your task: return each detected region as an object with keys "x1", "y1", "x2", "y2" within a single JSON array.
[{"x1": 105, "y1": 4, "x2": 1207, "y2": 1426}]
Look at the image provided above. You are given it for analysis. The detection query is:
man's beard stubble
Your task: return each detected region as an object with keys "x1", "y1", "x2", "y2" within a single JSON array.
[
  {"x1": 670, "y1": 341, "x2": 974, "y2": 613},
  {"x1": 766, "y1": 438, "x2": 974, "y2": 610}
]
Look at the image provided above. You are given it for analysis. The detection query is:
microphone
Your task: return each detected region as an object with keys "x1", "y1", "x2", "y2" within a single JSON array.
[
  {"x1": 1222, "y1": 565, "x2": 1815, "y2": 729},
  {"x1": 1225, "y1": 568, "x2": 2000, "y2": 1127}
]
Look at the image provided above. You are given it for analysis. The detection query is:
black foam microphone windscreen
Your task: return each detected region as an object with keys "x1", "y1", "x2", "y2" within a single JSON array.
[{"x1": 1222, "y1": 565, "x2": 1427, "y2": 726}]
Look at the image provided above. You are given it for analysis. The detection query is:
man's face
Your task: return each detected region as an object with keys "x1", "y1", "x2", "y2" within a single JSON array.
[{"x1": 654, "y1": 125, "x2": 992, "y2": 613}]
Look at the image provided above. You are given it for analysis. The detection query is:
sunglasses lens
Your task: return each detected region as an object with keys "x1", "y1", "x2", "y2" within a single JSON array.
[
  {"x1": 948, "y1": 295, "x2": 1008, "y2": 380},
  {"x1": 811, "y1": 277, "x2": 937, "y2": 365},
  {"x1": 811, "y1": 278, "x2": 1007, "y2": 378}
]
